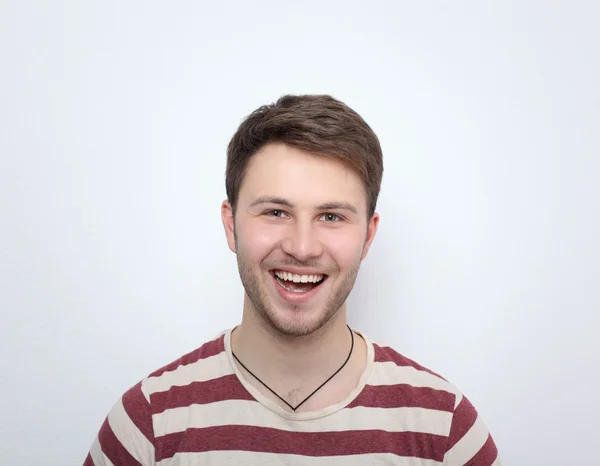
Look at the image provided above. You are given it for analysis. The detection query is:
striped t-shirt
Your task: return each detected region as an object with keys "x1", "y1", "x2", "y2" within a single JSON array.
[{"x1": 84, "y1": 329, "x2": 500, "y2": 465}]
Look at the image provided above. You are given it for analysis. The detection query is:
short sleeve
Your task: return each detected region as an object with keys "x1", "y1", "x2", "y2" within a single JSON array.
[
  {"x1": 443, "y1": 393, "x2": 500, "y2": 466},
  {"x1": 84, "y1": 381, "x2": 156, "y2": 466}
]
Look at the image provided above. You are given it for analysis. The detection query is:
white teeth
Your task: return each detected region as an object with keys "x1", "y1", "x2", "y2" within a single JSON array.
[{"x1": 274, "y1": 270, "x2": 324, "y2": 283}]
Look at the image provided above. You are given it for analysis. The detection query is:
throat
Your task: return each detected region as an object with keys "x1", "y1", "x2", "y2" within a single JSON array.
[{"x1": 230, "y1": 324, "x2": 357, "y2": 413}]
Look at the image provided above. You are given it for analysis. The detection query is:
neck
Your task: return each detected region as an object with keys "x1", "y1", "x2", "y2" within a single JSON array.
[{"x1": 231, "y1": 296, "x2": 352, "y2": 385}]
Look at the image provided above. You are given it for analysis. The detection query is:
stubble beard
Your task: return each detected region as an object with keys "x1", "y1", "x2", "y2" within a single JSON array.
[{"x1": 235, "y1": 246, "x2": 361, "y2": 338}]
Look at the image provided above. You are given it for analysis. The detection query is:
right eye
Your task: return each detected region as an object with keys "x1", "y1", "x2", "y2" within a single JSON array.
[{"x1": 265, "y1": 210, "x2": 288, "y2": 218}]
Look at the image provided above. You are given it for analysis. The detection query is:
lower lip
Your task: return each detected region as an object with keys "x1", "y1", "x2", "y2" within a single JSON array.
[{"x1": 269, "y1": 273, "x2": 325, "y2": 304}]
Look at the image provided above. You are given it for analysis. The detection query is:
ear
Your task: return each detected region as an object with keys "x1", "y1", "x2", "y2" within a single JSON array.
[
  {"x1": 221, "y1": 200, "x2": 237, "y2": 253},
  {"x1": 360, "y1": 212, "x2": 379, "y2": 260}
]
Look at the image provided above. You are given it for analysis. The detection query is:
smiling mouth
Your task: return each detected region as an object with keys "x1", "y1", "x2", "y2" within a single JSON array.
[{"x1": 271, "y1": 270, "x2": 327, "y2": 293}]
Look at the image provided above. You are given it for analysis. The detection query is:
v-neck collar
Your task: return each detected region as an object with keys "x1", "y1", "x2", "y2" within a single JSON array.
[{"x1": 223, "y1": 327, "x2": 375, "y2": 421}]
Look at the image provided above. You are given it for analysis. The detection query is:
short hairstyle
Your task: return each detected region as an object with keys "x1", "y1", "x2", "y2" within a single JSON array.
[{"x1": 226, "y1": 94, "x2": 383, "y2": 217}]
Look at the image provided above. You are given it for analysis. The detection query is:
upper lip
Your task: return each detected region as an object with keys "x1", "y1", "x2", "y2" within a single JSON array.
[{"x1": 272, "y1": 267, "x2": 327, "y2": 276}]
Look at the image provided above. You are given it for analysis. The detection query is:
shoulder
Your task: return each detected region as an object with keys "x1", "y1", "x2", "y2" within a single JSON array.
[
  {"x1": 357, "y1": 339, "x2": 463, "y2": 413},
  {"x1": 364, "y1": 340, "x2": 500, "y2": 464},
  {"x1": 373, "y1": 342, "x2": 447, "y2": 379},
  {"x1": 87, "y1": 332, "x2": 233, "y2": 465},
  {"x1": 371, "y1": 341, "x2": 461, "y2": 397},
  {"x1": 147, "y1": 330, "x2": 228, "y2": 379},
  {"x1": 139, "y1": 330, "x2": 232, "y2": 404}
]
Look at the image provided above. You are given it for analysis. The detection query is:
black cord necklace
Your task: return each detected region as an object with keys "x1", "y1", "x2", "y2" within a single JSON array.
[{"x1": 231, "y1": 325, "x2": 355, "y2": 413}]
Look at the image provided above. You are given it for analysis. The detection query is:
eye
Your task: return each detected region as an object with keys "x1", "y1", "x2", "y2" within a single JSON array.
[
  {"x1": 319, "y1": 213, "x2": 341, "y2": 222},
  {"x1": 265, "y1": 210, "x2": 288, "y2": 218}
]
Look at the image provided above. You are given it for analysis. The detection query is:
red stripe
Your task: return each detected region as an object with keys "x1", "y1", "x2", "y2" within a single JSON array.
[
  {"x1": 156, "y1": 426, "x2": 446, "y2": 461},
  {"x1": 151, "y1": 374, "x2": 254, "y2": 414},
  {"x1": 149, "y1": 335, "x2": 225, "y2": 378},
  {"x1": 83, "y1": 453, "x2": 94, "y2": 466},
  {"x1": 349, "y1": 384, "x2": 455, "y2": 411},
  {"x1": 99, "y1": 417, "x2": 144, "y2": 466},
  {"x1": 374, "y1": 344, "x2": 447, "y2": 380},
  {"x1": 446, "y1": 396, "x2": 478, "y2": 450},
  {"x1": 463, "y1": 433, "x2": 499, "y2": 466},
  {"x1": 122, "y1": 381, "x2": 155, "y2": 443},
  {"x1": 152, "y1": 378, "x2": 455, "y2": 414}
]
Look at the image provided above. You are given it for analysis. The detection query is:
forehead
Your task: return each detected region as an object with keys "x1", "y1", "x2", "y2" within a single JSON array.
[{"x1": 238, "y1": 143, "x2": 367, "y2": 210}]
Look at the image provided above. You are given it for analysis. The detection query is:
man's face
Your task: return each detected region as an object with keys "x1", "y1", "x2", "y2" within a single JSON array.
[{"x1": 222, "y1": 142, "x2": 379, "y2": 337}]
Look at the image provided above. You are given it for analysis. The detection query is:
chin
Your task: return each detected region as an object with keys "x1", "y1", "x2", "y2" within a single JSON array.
[{"x1": 261, "y1": 304, "x2": 338, "y2": 338}]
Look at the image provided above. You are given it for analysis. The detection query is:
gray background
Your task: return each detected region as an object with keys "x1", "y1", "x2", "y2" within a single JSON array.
[{"x1": 1, "y1": 1, "x2": 598, "y2": 465}]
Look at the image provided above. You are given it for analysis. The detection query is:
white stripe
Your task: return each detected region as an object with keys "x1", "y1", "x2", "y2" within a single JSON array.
[
  {"x1": 491, "y1": 456, "x2": 502, "y2": 466},
  {"x1": 370, "y1": 361, "x2": 461, "y2": 396},
  {"x1": 152, "y1": 399, "x2": 452, "y2": 437},
  {"x1": 144, "y1": 351, "x2": 232, "y2": 395},
  {"x1": 443, "y1": 415, "x2": 490, "y2": 465},
  {"x1": 107, "y1": 397, "x2": 155, "y2": 465},
  {"x1": 157, "y1": 451, "x2": 443, "y2": 466},
  {"x1": 89, "y1": 435, "x2": 116, "y2": 466},
  {"x1": 144, "y1": 345, "x2": 458, "y2": 399},
  {"x1": 140, "y1": 379, "x2": 152, "y2": 404},
  {"x1": 453, "y1": 392, "x2": 463, "y2": 410}
]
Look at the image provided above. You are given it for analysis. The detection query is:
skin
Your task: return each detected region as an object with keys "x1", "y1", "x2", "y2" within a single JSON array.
[{"x1": 221, "y1": 142, "x2": 379, "y2": 410}]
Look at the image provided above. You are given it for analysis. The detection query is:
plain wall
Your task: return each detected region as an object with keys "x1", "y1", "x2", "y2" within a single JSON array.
[{"x1": 1, "y1": 1, "x2": 599, "y2": 465}]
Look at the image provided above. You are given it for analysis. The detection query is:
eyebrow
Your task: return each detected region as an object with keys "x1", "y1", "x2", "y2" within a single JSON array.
[
  {"x1": 249, "y1": 196, "x2": 358, "y2": 214},
  {"x1": 249, "y1": 196, "x2": 294, "y2": 209},
  {"x1": 316, "y1": 202, "x2": 358, "y2": 215}
]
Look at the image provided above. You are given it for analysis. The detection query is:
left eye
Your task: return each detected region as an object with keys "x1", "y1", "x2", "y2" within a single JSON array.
[{"x1": 320, "y1": 213, "x2": 340, "y2": 222}]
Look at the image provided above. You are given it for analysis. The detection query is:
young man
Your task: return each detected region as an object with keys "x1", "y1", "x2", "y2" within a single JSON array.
[{"x1": 84, "y1": 95, "x2": 500, "y2": 465}]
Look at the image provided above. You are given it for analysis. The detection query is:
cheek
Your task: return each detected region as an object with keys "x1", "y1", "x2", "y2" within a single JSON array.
[
  {"x1": 238, "y1": 223, "x2": 280, "y2": 259},
  {"x1": 323, "y1": 231, "x2": 365, "y2": 268}
]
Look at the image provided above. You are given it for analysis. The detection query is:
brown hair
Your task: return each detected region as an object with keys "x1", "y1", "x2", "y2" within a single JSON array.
[{"x1": 226, "y1": 94, "x2": 383, "y2": 217}]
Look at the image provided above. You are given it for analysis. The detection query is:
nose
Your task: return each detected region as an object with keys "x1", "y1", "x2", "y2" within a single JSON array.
[{"x1": 280, "y1": 221, "x2": 324, "y2": 262}]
